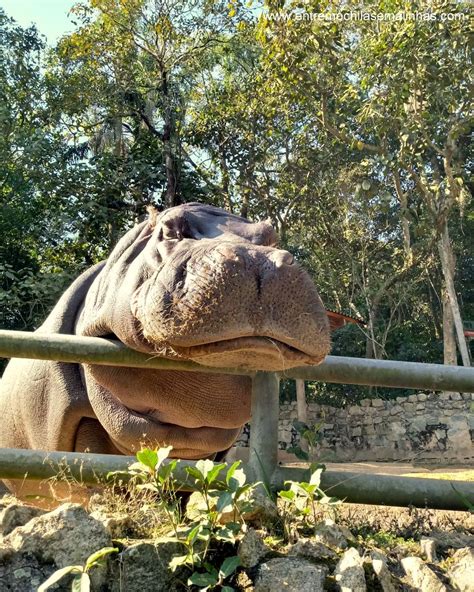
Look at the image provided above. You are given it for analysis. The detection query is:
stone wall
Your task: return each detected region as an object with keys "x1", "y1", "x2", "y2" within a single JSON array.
[{"x1": 235, "y1": 392, "x2": 474, "y2": 464}]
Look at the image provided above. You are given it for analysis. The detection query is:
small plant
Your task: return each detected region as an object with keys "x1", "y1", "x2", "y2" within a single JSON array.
[
  {"x1": 38, "y1": 547, "x2": 118, "y2": 592},
  {"x1": 112, "y1": 446, "x2": 257, "y2": 591},
  {"x1": 287, "y1": 419, "x2": 324, "y2": 462},
  {"x1": 122, "y1": 445, "x2": 184, "y2": 537},
  {"x1": 278, "y1": 465, "x2": 340, "y2": 538},
  {"x1": 171, "y1": 457, "x2": 256, "y2": 590}
]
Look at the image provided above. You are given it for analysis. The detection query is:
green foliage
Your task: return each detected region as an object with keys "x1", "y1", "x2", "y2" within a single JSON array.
[
  {"x1": 287, "y1": 420, "x2": 324, "y2": 461},
  {"x1": 278, "y1": 466, "x2": 341, "y2": 538},
  {"x1": 113, "y1": 446, "x2": 256, "y2": 591},
  {"x1": 38, "y1": 546, "x2": 118, "y2": 592},
  {"x1": 1, "y1": 0, "x2": 473, "y2": 386}
]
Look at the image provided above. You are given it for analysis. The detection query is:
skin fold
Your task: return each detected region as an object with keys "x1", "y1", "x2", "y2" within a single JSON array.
[{"x1": 0, "y1": 203, "x2": 330, "y2": 499}]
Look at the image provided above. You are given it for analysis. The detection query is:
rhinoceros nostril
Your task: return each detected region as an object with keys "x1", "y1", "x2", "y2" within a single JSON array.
[{"x1": 269, "y1": 249, "x2": 294, "y2": 267}]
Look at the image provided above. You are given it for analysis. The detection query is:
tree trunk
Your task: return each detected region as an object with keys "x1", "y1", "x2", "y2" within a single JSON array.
[
  {"x1": 442, "y1": 289, "x2": 457, "y2": 365},
  {"x1": 393, "y1": 170, "x2": 412, "y2": 261},
  {"x1": 438, "y1": 222, "x2": 471, "y2": 366},
  {"x1": 426, "y1": 279, "x2": 443, "y2": 339},
  {"x1": 295, "y1": 379, "x2": 308, "y2": 452},
  {"x1": 365, "y1": 307, "x2": 380, "y2": 360},
  {"x1": 219, "y1": 146, "x2": 232, "y2": 212},
  {"x1": 161, "y1": 69, "x2": 178, "y2": 207}
]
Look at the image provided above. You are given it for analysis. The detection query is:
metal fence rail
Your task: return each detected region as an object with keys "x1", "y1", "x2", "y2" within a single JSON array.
[
  {"x1": 1, "y1": 329, "x2": 474, "y2": 391},
  {"x1": 1, "y1": 329, "x2": 474, "y2": 510},
  {"x1": 1, "y1": 447, "x2": 471, "y2": 511}
]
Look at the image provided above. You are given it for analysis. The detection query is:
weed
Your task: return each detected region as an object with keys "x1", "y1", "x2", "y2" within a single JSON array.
[
  {"x1": 278, "y1": 465, "x2": 341, "y2": 539},
  {"x1": 287, "y1": 420, "x2": 324, "y2": 462},
  {"x1": 38, "y1": 547, "x2": 118, "y2": 592},
  {"x1": 116, "y1": 447, "x2": 258, "y2": 591}
]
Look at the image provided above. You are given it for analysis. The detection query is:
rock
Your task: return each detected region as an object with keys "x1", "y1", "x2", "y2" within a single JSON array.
[
  {"x1": 314, "y1": 519, "x2": 355, "y2": 550},
  {"x1": 238, "y1": 528, "x2": 269, "y2": 568},
  {"x1": 0, "y1": 503, "x2": 46, "y2": 535},
  {"x1": 431, "y1": 530, "x2": 474, "y2": 550},
  {"x1": 0, "y1": 550, "x2": 66, "y2": 592},
  {"x1": 420, "y1": 537, "x2": 438, "y2": 562},
  {"x1": 1, "y1": 503, "x2": 112, "y2": 590},
  {"x1": 334, "y1": 547, "x2": 366, "y2": 592},
  {"x1": 90, "y1": 509, "x2": 131, "y2": 538},
  {"x1": 110, "y1": 540, "x2": 186, "y2": 592},
  {"x1": 448, "y1": 547, "x2": 474, "y2": 592},
  {"x1": 289, "y1": 537, "x2": 338, "y2": 560},
  {"x1": 255, "y1": 558, "x2": 327, "y2": 592},
  {"x1": 0, "y1": 494, "x2": 19, "y2": 511},
  {"x1": 370, "y1": 550, "x2": 397, "y2": 592},
  {"x1": 401, "y1": 556, "x2": 447, "y2": 592}
]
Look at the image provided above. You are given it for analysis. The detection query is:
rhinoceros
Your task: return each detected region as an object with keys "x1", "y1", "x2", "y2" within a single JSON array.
[{"x1": 0, "y1": 203, "x2": 330, "y2": 466}]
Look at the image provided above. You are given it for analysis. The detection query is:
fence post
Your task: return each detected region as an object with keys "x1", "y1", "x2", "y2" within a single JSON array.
[{"x1": 248, "y1": 371, "x2": 280, "y2": 485}]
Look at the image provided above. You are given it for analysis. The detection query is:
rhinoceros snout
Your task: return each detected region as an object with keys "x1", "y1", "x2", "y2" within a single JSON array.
[{"x1": 134, "y1": 239, "x2": 330, "y2": 370}]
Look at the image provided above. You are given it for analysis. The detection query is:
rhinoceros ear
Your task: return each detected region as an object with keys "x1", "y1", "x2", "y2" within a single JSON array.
[{"x1": 146, "y1": 204, "x2": 159, "y2": 228}]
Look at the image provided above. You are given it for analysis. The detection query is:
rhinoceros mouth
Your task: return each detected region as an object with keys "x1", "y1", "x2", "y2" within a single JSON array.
[{"x1": 170, "y1": 335, "x2": 324, "y2": 371}]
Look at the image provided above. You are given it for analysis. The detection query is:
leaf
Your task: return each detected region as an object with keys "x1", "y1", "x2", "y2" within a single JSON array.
[
  {"x1": 206, "y1": 463, "x2": 227, "y2": 484},
  {"x1": 187, "y1": 524, "x2": 202, "y2": 543},
  {"x1": 215, "y1": 526, "x2": 238, "y2": 542},
  {"x1": 286, "y1": 446, "x2": 309, "y2": 461},
  {"x1": 226, "y1": 462, "x2": 246, "y2": 490},
  {"x1": 195, "y1": 459, "x2": 216, "y2": 480},
  {"x1": 85, "y1": 547, "x2": 118, "y2": 571},
  {"x1": 169, "y1": 554, "x2": 190, "y2": 572},
  {"x1": 309, "y1": 469, "x2": 323, "y2": 487},
  {"x1": 38, "y1": 566, "x2": 82, "y2": 591},
  {"x1": 221, "y1": 587, "x2": 235, "y2": 592},
  {"x1": 293, "y1": 420, "x2": 309, "y2": 433},
  {"x1": 187, "y1": 571, "x2": 219, "y2": 587},
  {"x1": 278, "y1": 489, "x2": 295, "y2": 501},
  {"x1": 80, "y1": 572, "x2": 91, "y2": 592},
  {"x1": 219, "y1": 556, "x2": 241, "y2": 579},
  {"x1": 71, "y1": 574, "x2": 84, "y2": 592},
  {"x1": 225, "y1": 461, "x2": 241, "y2": 483},
  {"x1": 156, "y1": 445, "x2": 173, "y2": 469},
  {"x1": 216, "y1": 491, "x2": 233, "y2": 513},
  {"x1": 186, "y1": 466, "x2": 204, "y2": 482},
  {"x1": 136, "y1": 448, "x2": 158, "y2": 470}
]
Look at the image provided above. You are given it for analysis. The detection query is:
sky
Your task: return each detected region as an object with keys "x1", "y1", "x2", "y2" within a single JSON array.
[{"x1": 1, "y1": 0, "x2": 78, "y2": 43}]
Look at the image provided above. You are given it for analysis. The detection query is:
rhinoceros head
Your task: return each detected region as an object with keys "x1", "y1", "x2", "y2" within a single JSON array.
[{"x1": 79, "y1": 202, "x2": 330, "y2": 372}]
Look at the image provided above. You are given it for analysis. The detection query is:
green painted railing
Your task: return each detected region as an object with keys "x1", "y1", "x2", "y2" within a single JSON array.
[{"x1": 1, "y1": 329, "x2": 473, "y2": 510}]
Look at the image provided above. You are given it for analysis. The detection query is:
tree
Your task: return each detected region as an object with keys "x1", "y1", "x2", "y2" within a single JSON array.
[
  {"x1": 258, "y1": 0, "x2": 472, "y2": 365},
  {"x1": 52, "y1": 0, "x2": 245, "y2": 208},
  {"x1": 0, "y1": 10, "x2": 81, "y2": 332}
]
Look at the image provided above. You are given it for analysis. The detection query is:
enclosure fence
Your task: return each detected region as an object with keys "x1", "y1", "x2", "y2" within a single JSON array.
[{"x1": 1, "y1": 329, "x2": 474, "y2": 510}]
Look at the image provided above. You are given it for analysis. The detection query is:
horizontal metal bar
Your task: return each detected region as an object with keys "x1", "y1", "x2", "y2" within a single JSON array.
[
  {"x1": 1, "y1": 329, "x2": 474, "y2": 391},
  {"x1": 272, "y1": 466, "x2": 474, "y2": 512},
  {"x1": 280, "y1": 356, "x2": 474, "y2": 392},
  {"x1": 0, "y1": 329, "x2": 251, "y2": 376},
  {"x1": 0, "y1": 448, "x2": 472, "y2": 511}
]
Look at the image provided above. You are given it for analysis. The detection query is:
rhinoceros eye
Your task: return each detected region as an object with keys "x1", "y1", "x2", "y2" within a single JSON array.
[
  {"x1": 162, "y1": 226, "x2": 180, "y2": 240},
  {"x1": 162, "y1": 216, "x2": 195, "y2": 241}
]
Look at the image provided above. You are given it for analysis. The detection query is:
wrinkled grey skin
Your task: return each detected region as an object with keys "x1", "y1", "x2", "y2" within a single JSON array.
[{"x1": 0, "y1": 203, "x2": 330, "y2": 467}]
